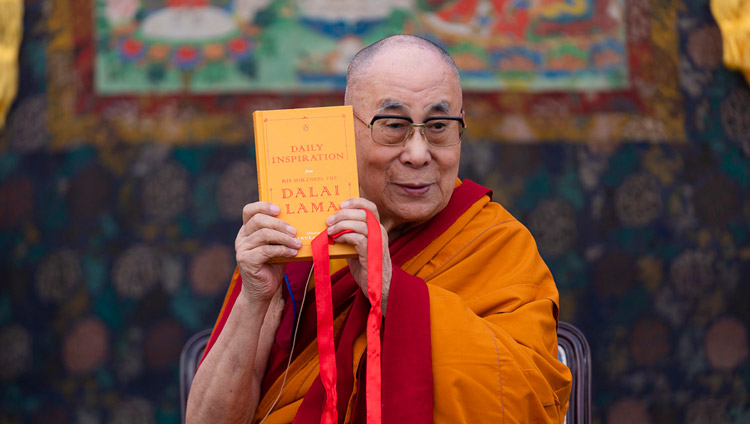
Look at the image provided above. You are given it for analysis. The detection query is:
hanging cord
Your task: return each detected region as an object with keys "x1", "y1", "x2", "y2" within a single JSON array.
[
  {"x1": 284, "y1": 273, "x2": 298, "y2": 334},
  {"x1": 258, "y1": 265, "x2": 314, "y2": 424}
]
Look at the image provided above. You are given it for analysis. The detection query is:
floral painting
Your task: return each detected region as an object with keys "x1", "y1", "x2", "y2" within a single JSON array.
[{"x1": 95, "y1": 0, "x2": 628, "y2": 93}]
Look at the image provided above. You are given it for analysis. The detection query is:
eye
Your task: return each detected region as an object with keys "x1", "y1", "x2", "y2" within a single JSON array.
[
  {"x1": 426, "y1": 120, "x2": 449, "y2": 131},
  {"x1": 378, "y1": 119, "x2": 409, "y2": 130}
]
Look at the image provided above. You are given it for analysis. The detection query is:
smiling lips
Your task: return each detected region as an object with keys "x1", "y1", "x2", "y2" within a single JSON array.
[{"x1": 396, "y1": 182, "x2": 431, "y2": 195}]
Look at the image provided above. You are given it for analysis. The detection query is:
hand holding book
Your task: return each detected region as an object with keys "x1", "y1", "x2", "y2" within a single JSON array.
[
  {"x1": 234, "y1": 201, "x2": 301, "y2": 304},
  {"x1": 325, "y1": 197, "x2": 392, "y2": 313}
]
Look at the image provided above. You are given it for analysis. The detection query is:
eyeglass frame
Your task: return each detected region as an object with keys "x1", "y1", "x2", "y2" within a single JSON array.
[{"x1": 353, "y1": 111, "x2": 466, "y2": 147}]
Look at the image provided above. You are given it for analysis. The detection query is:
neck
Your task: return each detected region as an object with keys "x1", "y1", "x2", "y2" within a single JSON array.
[{"x1": 387, "y1": 221, "x2": 422, "y2": 242}]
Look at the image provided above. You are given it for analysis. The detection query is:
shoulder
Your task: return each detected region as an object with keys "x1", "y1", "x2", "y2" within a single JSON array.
[
  {"x1": 416, "y1": 199, "x2": 544, "y2": 282},
  {"x1": 463, "y1": 199, "x2": 537, "y2": 247}
]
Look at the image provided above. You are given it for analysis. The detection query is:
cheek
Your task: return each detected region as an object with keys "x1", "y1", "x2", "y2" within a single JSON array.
[
  {"x1": 437, "y1": 149, "x2": 461, "y2": 179},
  {"x1": 358, "y1": 143, "x2": 397, "y2": 176},
  {"x1": 356, "y1": 148, "x2": 389, "y2": 200}
]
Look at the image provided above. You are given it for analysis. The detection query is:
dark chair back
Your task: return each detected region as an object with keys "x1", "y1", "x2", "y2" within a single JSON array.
[
  {"x1": 179, "y1": 328, "x2": 212, "y2": 424},
  {"x1": 557, "y1": 321, "x2": 592, "y2": 424}
]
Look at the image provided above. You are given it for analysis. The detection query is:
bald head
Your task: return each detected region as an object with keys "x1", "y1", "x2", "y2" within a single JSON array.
[{"x1": 344, "y1": 35, "x2": 461, "y2": 106}]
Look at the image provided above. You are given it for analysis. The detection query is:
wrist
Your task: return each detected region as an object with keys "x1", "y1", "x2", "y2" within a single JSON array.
[{"x1": 237, "y1": 285, "x2": 275, "y2": 311}]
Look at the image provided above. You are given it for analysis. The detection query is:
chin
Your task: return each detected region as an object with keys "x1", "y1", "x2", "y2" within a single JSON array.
[{"x1": 394, "y1": 205, "x2": 440, "y2": 226}]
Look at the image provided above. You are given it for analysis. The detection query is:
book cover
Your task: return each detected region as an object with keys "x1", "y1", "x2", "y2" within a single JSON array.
[{"x1": 253, "y1": 105, "x2": 360, "y2": 262}]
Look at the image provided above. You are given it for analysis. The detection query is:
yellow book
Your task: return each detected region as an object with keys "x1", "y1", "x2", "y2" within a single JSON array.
[{"x1": 253, "y1": 105, "x2": 360, "y2": 262}]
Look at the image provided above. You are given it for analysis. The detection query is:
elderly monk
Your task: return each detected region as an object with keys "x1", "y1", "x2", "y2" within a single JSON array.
[{"x1": 187, "y1": 34, "x2": 572, "y2": 423}]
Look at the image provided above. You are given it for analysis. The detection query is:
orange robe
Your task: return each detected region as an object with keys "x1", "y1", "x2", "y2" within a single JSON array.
[{"x1": 203, "y1": 180, "x2": 571, "y2": 423}]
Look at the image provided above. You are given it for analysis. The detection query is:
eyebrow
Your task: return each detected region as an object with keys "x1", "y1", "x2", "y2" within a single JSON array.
[
  {"x1": 377, "y1": 99, "x2": 407, "y2": 112},
  {"x1": 428, "y1": 100, "x2": 451, "y2": 114},
  {"x1": 376, "y1": 99, "x2": 453, "y2": 114}
]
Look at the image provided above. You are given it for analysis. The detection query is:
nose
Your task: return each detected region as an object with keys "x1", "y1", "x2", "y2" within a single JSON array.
[{"x1": 400, "y1": 127, "x2": 431, "y2": 168}]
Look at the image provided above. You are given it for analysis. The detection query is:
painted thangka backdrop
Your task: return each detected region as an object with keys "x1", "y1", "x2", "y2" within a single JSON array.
[
  {"x1": 96, "y1": 0, "x2": 629, "y2": 93},
  {"x1": 2, "y1": 0, "x2": 750, "y2": 423},
  {"x1": 46, "y1": 0, "x2": 684, "y2": 145}
]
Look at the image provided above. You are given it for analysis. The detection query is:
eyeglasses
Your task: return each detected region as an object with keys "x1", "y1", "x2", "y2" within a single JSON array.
[{"x1": 353, "y1": 111, "x2": 465, "y2": 147}]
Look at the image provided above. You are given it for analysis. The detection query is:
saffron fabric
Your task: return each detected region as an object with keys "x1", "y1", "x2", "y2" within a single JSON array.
[
  {"x1": 711, "y1": 0, "x2": 750, "y2": 84},
  {"x1": 0, "y1": 0, "x2": 23, "y2": 128},
  {"x1": 202, "y1": 179, "x2": 571, "y2": 423}
]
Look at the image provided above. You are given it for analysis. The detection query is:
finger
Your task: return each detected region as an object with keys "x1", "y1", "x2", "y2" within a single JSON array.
[
  {"x1": 236, "y1": 227, "x2": 303, "y2": 253},
  {"x1": 236, "y1": 244, "x2": 299, "y2": 265},
  {"x1": 339, "y1": 198, "x2": 381, "y2": 221},
  {"x1": 326, "y1": 218, "x2": 368, "y2": 239},
  {"x1": 326, "y1": 207, "x2": 367, "y2": 229},
  {"x1": 242, "y1": 202, "x2": 281, "y2": 225},
  {"x1": 332, "y1": 232, "x2": 369, "y2": 258},
  {"x1": 241, "y1": 212, "x2": 297, "y2": 239}
]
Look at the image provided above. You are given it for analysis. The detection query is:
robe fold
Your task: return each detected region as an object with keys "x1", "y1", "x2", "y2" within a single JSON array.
[{"x1": 201, "y1": 179, "x2": 572, "y2": 423}]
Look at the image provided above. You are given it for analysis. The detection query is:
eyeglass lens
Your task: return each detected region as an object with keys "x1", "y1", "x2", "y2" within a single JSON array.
[{"x1": 372, "y1": 118, "x2": 462, "y2": 146}]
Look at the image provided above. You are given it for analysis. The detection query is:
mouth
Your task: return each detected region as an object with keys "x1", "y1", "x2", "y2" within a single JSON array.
[{"x1": 395, "y1": 182, "x2": 431, "y2": 196}]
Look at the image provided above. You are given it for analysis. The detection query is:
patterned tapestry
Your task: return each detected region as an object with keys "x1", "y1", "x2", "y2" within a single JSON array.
[
  {"x1": 2, "y1": 0, "x2": 750, "y2": 423},
  {"x1": 46, "y1": 0, "x2": 685, "y2": 145}
]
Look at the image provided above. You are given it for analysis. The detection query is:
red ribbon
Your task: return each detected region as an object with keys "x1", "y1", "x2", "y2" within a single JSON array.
[
  {"x1": 312, "y1": 232, "x2": 337, "y2": 424},
  {"x1": 364, "y1": 211, "x2": 382, "y2": 424},
  {"x1": 311, "y1": 210, "x2": 382, "y2": 424}
]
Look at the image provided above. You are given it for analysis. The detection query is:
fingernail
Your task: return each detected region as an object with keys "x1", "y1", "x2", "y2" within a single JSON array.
[
  {"x1": 270, "y1": 204, "x2": 281, "y2": 213},
  {"x1": 287, "y1": 225, "x2": 297, "y2": 235},
  {"x1": 326, "y1": 216, "x2": 334, "y2": 225},
  {"x1": 340, "y1": 200, "x2": 350, "y2": 208},
  {"x1": 295, "y1": 239, "x2": 302, "y2": 247}
]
